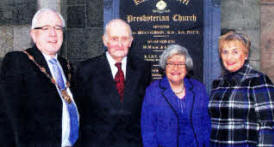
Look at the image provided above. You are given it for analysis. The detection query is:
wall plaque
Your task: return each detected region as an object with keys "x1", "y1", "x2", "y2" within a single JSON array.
[{"x1": 120, "y1": 0, "x2": 204, "y2": 81}]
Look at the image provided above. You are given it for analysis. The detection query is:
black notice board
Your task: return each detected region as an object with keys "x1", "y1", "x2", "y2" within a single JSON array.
[{"x1": 120, "y1": 0, "x2": 204, "y2": 81}]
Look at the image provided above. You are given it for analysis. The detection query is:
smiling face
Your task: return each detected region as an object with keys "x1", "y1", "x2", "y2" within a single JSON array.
[
  {"x1": 103, "y1": 20, "x2": 133, "y2": 62},
  {"x1": 30, "y1": 10, "x2": 63, "y2": 57},
  {"x1": 166, "y1": 54, "x2": 187, "y2": 85},
  {"x1": 220, "y1": 40, "x2": 248, "y2": 72}
]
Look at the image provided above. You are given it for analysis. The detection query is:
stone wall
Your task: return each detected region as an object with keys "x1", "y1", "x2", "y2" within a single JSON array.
[
  {"x1": 61, "y1": 0, "x2": 104, "y2": 65},
  {"x1": 0, "y1": 0, "x2": 104, "y2": 69},
  {"x1": 1, "y1": 0, "x2": 274, "y2": 81},
  {"x1": 260, "y1": 0, "x2": 274, "y2": 81},
  {"x1": 0, "y1": 0, "x2": 36, "y2": 68},
  {"x1": 221, "y1": 0, "x2": 274, "y2": 81}
]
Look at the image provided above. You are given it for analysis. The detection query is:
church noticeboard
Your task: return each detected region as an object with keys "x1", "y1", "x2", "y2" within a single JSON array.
[{"x1": 120, "y1": 0, "x2": 204, "y2": 81}]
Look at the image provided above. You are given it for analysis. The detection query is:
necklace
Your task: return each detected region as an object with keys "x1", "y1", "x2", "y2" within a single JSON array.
[
  {"x1": 173, "y1": 86, "x2": 185, "y2": 94},
  {"x1": 23, "y1": 50, "x2": 72, "y2": 103}
]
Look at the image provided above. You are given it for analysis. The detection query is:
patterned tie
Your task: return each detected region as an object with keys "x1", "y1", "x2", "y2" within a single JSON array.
[
  {"x1": 114, "y1": 62, "x2": 125, "y2": 102},
  {"x1": 49, "y1": 58, "x2": 79, "y2": 145}
]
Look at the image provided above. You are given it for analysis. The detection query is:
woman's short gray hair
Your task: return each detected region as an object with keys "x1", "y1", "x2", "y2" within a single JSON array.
[
  {"x1": 31, "y1": 8, "x2": 66, "y2": 29},
  {"x1": 159, "y1": 44, "x2": 193, "y2": 71}
]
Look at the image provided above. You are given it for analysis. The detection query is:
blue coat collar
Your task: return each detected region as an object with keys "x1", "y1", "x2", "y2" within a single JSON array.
[{"x1": 159, "y1": 76, "x2": 194, "y2": 115}]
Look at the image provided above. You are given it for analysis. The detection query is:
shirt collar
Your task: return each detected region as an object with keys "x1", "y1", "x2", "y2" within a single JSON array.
[
  {"x1": 106, "y1": 51, "x2": 127, "y2": 78},
  {"x1": 106, "y1": 51, "x2": 127, "y2": 65},
  {"x1": 41, "y1": 52, "x2": 58, "y2": 62}
]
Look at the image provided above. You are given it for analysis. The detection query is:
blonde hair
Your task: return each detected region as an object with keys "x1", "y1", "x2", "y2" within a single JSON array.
[{"x1": 218, "y1": 31, "x2": 251, "y2": 55}]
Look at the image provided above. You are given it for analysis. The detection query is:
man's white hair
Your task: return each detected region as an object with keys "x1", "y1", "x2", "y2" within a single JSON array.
[
  {"x1": 103, "y1": 19, "x2": 132, "y2": 39},
  {"x1": 31, "y1": 8, "x2": 66, "y2": 29}
]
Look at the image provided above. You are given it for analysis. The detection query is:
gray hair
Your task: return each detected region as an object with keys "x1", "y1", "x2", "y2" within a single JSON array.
[
  {"x1": 103, "y1": 19, "x2": 132, "y2": 39},
  {"x1": 159, "y1": 44, "x2": 193, "y2": 71},
  {"x1": 31, "y1": 8, "x2": 66, "y2": 29}
]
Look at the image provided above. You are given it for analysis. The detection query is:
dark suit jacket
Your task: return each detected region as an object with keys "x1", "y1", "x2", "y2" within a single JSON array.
[
  {"x1": 74, "y1": 53, "x2": 151, "y2": 147},
  {"x1": 0, "y1": 81, "x2": 15, "y2": 146},
  {"x1": 0, "y1": 46, "x2": 73, "y2": 146}
]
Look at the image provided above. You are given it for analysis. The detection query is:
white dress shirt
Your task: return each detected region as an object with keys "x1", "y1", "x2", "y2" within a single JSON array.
[
  {"x1": 106, "y1": 51, "x2": 127, "y2": 79},
  {"x1": 42, "y1": 53, "x2": 79, "y2": 147}
]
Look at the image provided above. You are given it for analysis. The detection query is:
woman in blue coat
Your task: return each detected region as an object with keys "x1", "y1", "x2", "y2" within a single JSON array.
[{"x1": 141, "y1": 44, "x2": 211, "y2": 147}]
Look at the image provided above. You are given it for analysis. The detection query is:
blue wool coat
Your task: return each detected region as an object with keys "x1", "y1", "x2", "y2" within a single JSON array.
[
  {"x1": 209, "y1": 63, "x2": 274, "y2": 146},
  {"x1": 141, "y1": 76, "x2": 211, "y2": 147}
]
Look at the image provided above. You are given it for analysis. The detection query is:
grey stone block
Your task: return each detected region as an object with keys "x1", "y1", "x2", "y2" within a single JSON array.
[
  {"x1": 0, "y1": 26, "x2": 13, "y2": 57},
  {"x1": 13, "y1": 25, "x2": 32, "y2": 51},
  {"x1": 87, "y1": 0, "x2": 103, "y2": 27},
  {"x1": 221, "y1": 0, "x2": 260, "y2": 29},
  {"x1": 67, "y1": 6, "x2": 85, "y2": 28},
  {"x1": 66, "y1": 28, "x2": 87, "y2": 59},
  {"x1": 85, "y1": 28, "x2": 104, "y2": 58},
  {"x1": 0, "y1": 0, "x2": 13, "y2": 24},
  {"x1": 66, "y1": 0, "x2": 85, "y2": 5},
  {"x1": 12, "y1": 0, "x2": 37, "y2": 25},
  {"x1": 65, "y1": 28, "x2": 104, "y2": 62}
]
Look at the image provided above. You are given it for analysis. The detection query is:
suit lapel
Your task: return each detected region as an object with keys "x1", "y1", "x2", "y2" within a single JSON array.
[
  {"x1": 160, "y1": 77, "x2": 195, "y2": 116},
  {"x1": 100, "y1": 55, "x2": 122, "y2": 108},
  {"x1": 26, "y1": 46, "x2": 52, "y2": 77},
  {"x1": 160, "y1": 77, "x2": 181, "y2": 115},
  {"x1": 25, "y1": 46, "x2": 72, "y2": 86},
  {"x1": 123, "y1": 58, "x2": 140, "y2": 105}
]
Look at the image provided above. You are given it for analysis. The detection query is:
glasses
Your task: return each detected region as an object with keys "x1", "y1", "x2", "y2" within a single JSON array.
[
  {"x1": 166, "y1": 62, "x2": 186, "y2": 68},
  {"x1": 34, "y1": 25, "x2": 64, "y2": 32}
]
